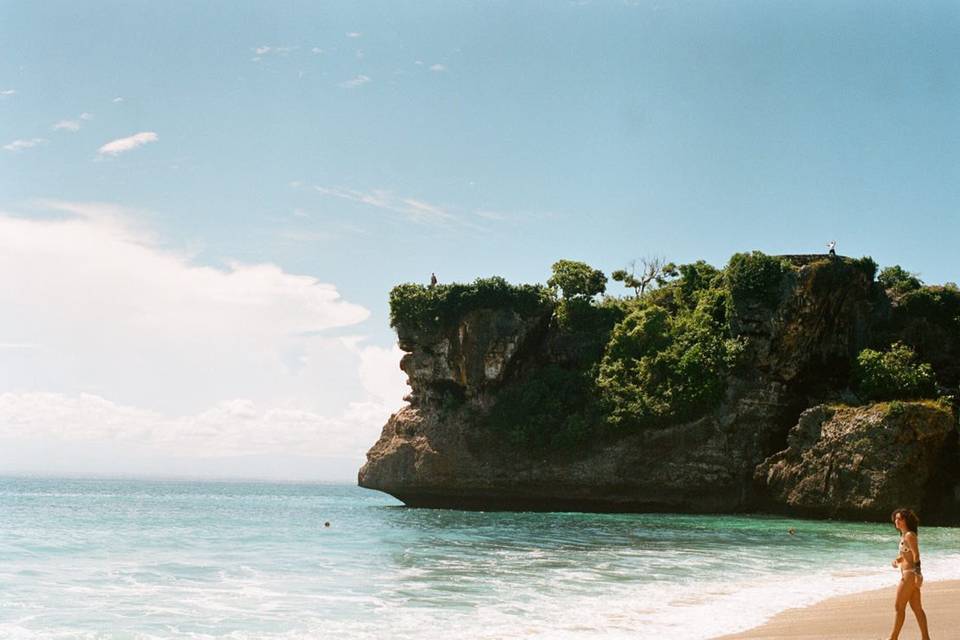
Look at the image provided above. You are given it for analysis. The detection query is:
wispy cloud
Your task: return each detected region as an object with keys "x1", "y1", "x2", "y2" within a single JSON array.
[
  {"x1": 430, "y1": 64, "x2": 447, "y2": 72},
  {"x1": 98, "y1": 131, "x2": 158, "y2": 156},
  {"x1": 311, "y1": 47, "x2": 324, "y2": 54},
  {"x1": 54, "y1": 120, "x2": 81, "y2": 131},
  {"x1": 0, "y1": 89, "x2": 15, "y2": 97},
  {"x1": 53, "y1": 112, "x2": 93, "y2": 132},
  {"x1": 3, "y1": 138, "x2": 47, "y2": 152},
  {"x1": 252, "y1": 45, "x2": 296, "y2": 61},
  {"x1": 339, "y1": 75, "x2": 371, "y2": 89},
  {"x1": 346, "y1": 32, "x2": 362, "y2": 38},
  {"x1": 313, "y1": 186, "x2": 455, "y2": 225},
  {"x1": 112, "y1": 97, "x2": 124, "y2": 103}
]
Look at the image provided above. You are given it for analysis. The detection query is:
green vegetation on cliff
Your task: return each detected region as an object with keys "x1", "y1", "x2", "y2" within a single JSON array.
[
  {"x1": 388, "y1": 252, "x2": 955, "y2": 451},
  {"x1": 597, "y1": 264, "x2": 745, "y2": 428},
  {"x1": 487, "y1": 365, "x2": 597, "y2": 450},
  {"x1": 855, "y1": 342, "x2": 937, "y2": 401},
  {"x1": 389, "y1": 277, "x2": 552, "y2": 332},
  {"x1": 725, "y1": 251, "x2": 791, "y2": 311}
]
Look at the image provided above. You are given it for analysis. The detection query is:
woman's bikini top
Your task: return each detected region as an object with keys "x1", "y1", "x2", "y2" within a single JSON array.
[{"x1": 899, "y1": 536, "x2": 916, "y2": 562}]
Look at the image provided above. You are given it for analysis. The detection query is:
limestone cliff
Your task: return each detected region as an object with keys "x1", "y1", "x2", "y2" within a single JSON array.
[
  {"x1": 755, "y1": 402, "x2": 955, "y2": 519},
  {"x1": 359, "y1": 256, "x2": 960, "y2": 523}
]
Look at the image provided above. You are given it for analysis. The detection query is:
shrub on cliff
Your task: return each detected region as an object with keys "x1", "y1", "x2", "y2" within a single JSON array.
[
  {"x1": 854, "y1": 342, "x2": 937, "y2": 401},
  {"x1": 597, "y1": 304, "x2": 744, "y2": 428},
  {"x1": 673, "y1": 260, "x2": 722, "y2": 308},
  {"x1": 389, "y1": 277, "x2": 552, "y2": 332},
  {"x1": 725, "y1": 251, "x2": 791, "y2": 311},
  {"x1": 852, "y1": 256, "x2": 878, "y2": 281},
  {"x1": 878, "y1": 265, "x2": 923, "y2": 296},
  {"x1": 896, "y1": 285, "x2": 960, "y2": 328},
  {"x1": 487, "y1": 365, "x2": 596, "y2": 450},
  {"x1": 884, "y1": 285, "x2": 960, "y2": 388},
  {"x1": 547, "y1": 260, "x2": 607, "y2": 300}
]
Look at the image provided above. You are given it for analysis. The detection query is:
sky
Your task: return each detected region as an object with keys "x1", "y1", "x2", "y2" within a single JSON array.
[{"x1": 2, "y1": 1, "x2": 959, "y2": 481}]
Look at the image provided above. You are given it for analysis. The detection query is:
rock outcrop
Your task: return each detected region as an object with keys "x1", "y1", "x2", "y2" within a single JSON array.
[
  {"x1": 755, "y1": 402, "x2": 955, "y2": 519},
  {"x1": 359, "y1": 256, "x2": 960, "y2": 522}
]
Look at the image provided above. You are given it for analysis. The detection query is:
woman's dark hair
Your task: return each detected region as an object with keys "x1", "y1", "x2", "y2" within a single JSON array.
[{"x1": 891, "y1": 508, "x2": 919, "y2": 533}]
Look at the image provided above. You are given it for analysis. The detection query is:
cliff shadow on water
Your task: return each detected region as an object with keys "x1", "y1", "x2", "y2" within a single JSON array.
[{"x1": 359, "y1": 254, "x2": 960, "y2": 524}]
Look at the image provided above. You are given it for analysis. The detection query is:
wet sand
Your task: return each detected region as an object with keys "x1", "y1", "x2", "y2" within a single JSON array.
[{"x1": 712, "y1": 579, "x2": 960, "y2": 639}]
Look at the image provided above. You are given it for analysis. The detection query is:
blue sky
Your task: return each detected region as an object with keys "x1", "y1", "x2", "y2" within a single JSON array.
[{"x1": 2, "y1": 1, "x2": 958, "y2": 480}]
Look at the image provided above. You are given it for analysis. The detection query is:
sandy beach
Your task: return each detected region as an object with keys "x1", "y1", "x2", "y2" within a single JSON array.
[{"x1": 713, "y1": 579, "x2": 960, "y2": 640}]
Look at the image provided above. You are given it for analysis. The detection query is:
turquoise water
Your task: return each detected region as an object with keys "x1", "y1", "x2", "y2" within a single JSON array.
[{"x1": 2, "y1": 478, "x2": 959, "y2": 639}]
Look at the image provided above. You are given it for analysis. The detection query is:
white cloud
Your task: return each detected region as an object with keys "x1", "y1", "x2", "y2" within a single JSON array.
[
  {"x1": 53, "y1": 120, "x2": 81, "y2": 131},
  {"x1": 430, "y1": 64, "x2": 447, "y2": 72},
  {"x1": 3, "y1": 138, "x2": 47, "y2": 152},
  {"x1": 252, "y1": 45, "x2": 296, "y2": 58},
  {"x1": 339, "y1": 75, "x2": 371, "y2": 89},
  {"x1": 311, "y1": 47, "x2": 324, "y2": 54},
  {"x1": 0, "y1": 202, "x2": 407, "y2": 478},
  {"x1": 53, "y1": 113, "x2": 93, "y2": 132},
  {"x1": 0, "y1": 390, "x2": 402, "y2": 460},
  {"x1": 112, "y1": 97, "x2": 124, "y2": 103},
  {"x1": 0, "y1": 89, "x2": 15, "y2": 97},
  {"x1": 346, "y1": 32, "x2": 362, "y2": 38},
  {"x1": 98, "y1": 131, "x2": 158, "y2": 156},
  {"x1": 313, "y1": 186, "x2": 455, "y2": 225}
]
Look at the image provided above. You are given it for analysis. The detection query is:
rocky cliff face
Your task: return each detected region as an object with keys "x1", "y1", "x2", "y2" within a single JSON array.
[
  {"x1": 359, "y1": 257, "x2": 960, "y2": 522},
  {"x1": 756, "y1": 402, "x2": 955, "y2": 519}
]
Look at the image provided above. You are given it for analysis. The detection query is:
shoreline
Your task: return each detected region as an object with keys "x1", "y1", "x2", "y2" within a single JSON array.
[{"x1": 712, "y1": 579, "x2": 960, "y2": 639}]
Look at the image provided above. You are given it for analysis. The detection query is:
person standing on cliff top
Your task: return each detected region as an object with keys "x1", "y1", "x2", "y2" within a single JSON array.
[
  {"x1": 429, "y1": 273, "x2": 438, "y2": 288},
  {"x1": 827, "y1": 240, "x2": 837, "y2": 257}
]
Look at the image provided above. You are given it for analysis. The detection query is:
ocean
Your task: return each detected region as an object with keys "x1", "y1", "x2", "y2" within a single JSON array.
[{"x1": 2, "y1": 477, "x2": 959, "y2": 639}]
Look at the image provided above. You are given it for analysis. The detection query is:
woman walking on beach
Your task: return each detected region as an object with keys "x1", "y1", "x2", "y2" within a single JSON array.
[{"x1": 889, "y1": 508, "x2": 930, "y2": 640}]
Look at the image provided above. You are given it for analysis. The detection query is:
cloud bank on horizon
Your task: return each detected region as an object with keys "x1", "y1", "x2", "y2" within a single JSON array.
[{"x1": 0, "y1": 202, "x2": 408, "y2": 479}]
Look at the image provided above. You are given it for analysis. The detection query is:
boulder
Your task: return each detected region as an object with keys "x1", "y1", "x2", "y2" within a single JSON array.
[{"x1": 755, "y1": 402, "x2": 955, "y2": 519}]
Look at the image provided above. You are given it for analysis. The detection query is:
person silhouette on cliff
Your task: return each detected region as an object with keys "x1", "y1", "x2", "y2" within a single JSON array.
[
  {"x1": 430, "y1": 273, "x2": 438, "y2": 288},
  {"x1": 827, "y1": 240, "x2": 836, "y2": 258}
]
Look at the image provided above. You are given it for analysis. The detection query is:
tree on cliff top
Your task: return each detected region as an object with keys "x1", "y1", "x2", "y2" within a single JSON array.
[
  {"x1": 547, "y1": 259, "x2": 607, "y2": 300},
  {"x1": 878, "y1": 265, "x2": 923, "y2": 296},
  {"x1": 611, "y1": 256, "x2": 675, "y2": 298}
]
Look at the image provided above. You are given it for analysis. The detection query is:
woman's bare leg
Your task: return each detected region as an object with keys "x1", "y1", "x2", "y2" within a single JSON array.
[
  {"x1": 908, "y1": 583, "x2": 930, "y2": 640},
  {"x1": 889, "y1": 578, "x2": 914, "y2": 640}
]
